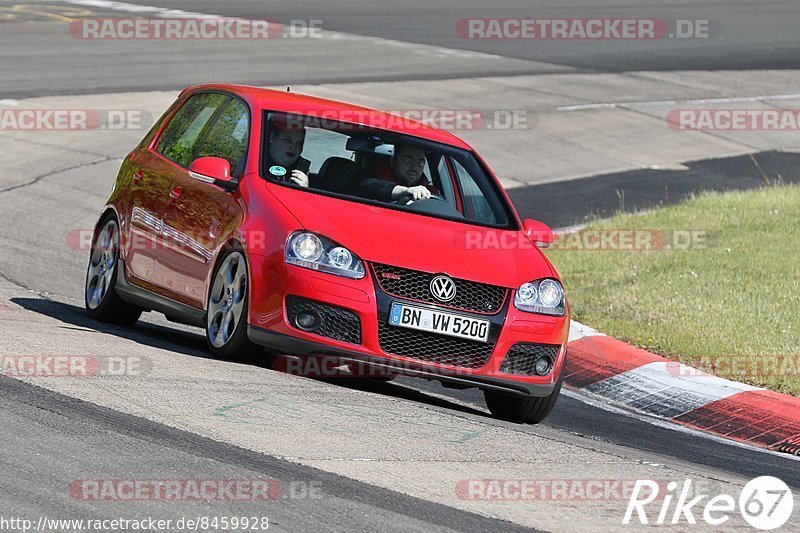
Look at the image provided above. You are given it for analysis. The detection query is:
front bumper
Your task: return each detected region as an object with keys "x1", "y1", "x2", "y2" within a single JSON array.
[{"x1": 247, "y1": 258, "x2": 570, "y2": 397}]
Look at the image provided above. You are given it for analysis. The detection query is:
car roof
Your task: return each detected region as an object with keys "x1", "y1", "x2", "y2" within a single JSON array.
[{"x1": 184, "y1": 83, "x2": 473, "y2": 150}]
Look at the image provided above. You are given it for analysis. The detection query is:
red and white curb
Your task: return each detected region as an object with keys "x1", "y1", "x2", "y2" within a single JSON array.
[{"x1": 565, "y1": 321, "x2": 800, "y2": 456}]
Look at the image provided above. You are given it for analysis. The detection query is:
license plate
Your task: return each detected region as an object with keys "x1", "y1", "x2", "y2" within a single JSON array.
[{"x1": 388, "y1": 303, "x2": 490, "y2": 343}]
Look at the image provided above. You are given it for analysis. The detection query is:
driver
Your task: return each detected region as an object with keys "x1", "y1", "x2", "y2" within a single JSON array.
[
  {"x1": 353, "y1": 144, "x2": 439, "y2": 202},
  {"x1": 265, "y1": 118, "x2": 310, "y2": 187}
]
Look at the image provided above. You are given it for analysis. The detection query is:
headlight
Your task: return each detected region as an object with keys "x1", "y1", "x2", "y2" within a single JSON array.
[
  {"x1": 514, "y1": 278, "x2": 566, "y2": 316},
  {"x1": 327, "y1": 247, "x2": 353, "y2": 269},
  {"x1": 285, "y1": 231, "x2": 365, "y2": 279},
  {"x1": 538, "y1": 279, "x2": 563, "y2": 307},
  {"x1": 517, "y1": 282, "x2": 537, "y2": 304},
  {"x1": 292, "y1": 233, "x2": 323, "y2": 262}
]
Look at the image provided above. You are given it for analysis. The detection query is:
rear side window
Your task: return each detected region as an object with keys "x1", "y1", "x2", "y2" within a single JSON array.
[
  {"x1": 157, "y1": 93, "x2": 229, "y2": 167},
  {"x1": 196, "y1": 98, "x2": 250, "y2": 173}
]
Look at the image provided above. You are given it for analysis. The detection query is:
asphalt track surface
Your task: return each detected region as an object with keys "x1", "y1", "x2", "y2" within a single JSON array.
[
  {"x1": 0, "y1": 374, "x2": 535, "y2": 533},
  {"x1": 1, "y1": 1, "x2": 799, "y2": 531},
  {"x1": 3, "y1": 0, "x2": 800, "y2": 97},
  {"x1": 122, "y1": 0, "x2": 800, "y2": 70}
]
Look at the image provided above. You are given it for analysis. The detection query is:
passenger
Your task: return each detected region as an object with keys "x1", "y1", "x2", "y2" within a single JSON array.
[
  {"x1": 353, "y1": 144, "x2": 439, "y2": 202},
  {"x1": 265, "y1": 119, "x2": 310, "y2": 187}
]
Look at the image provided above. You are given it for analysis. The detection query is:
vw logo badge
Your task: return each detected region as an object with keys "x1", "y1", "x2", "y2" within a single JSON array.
[{"x1": 430, "y1": 275, "x2": 457, "y2": 302}]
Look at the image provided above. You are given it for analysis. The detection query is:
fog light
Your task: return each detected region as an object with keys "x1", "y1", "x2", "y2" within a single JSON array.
[
  {"x1": 295, "y1": 311, "x2": 321, "y2": 332},
  {"x1": 534, "y1": 357, "x2": 553, "y2": 376}
]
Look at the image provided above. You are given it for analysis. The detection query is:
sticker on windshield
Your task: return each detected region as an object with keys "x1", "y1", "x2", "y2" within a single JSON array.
[{"x1": 269, "y1": 165, "x2": 287, "y2": 177}]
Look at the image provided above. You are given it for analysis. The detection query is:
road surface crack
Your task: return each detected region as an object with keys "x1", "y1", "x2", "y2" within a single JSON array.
[{"x1": 0, "y1": 156, "x2": 113, "y2": 195}]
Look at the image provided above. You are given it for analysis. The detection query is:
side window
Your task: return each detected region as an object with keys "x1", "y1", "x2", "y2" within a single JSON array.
[
  {"x1": 156, "y1": 93, "x2": 229, "y2": 167},
  {"x1": 451, "y1": 158, "x2": 498, "y2": 224},
  {"x1": 196, "y1": 98, "x2": 250, "y2": 173},
  {"x1": 302, "y1": 128, "x2": 352, "y2": 174}
]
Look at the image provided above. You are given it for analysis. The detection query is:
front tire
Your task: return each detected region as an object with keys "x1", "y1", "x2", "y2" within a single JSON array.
[
  {"x1": 484, "y1": 380, "x2": 562, "y2": 424},
  {"x1": 205, "y1": 248, "x2": 260, "y2": 361},
  {"x1": 85, "y1": 215, "x2": 142, "y2": 326}
]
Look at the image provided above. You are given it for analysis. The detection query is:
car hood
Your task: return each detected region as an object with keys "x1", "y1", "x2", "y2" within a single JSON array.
[{"x1": 267, "y1": 185, "x2": 555, "y2": 288}]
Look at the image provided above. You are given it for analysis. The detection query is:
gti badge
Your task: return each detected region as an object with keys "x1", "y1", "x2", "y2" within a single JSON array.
[{"x1": 430, "y1": 275, "x2": 457, "y2": 302}]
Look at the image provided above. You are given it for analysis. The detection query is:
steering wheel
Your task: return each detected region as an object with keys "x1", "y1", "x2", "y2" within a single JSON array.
[{"x1": 394, "y1": 193, "x2": 444, "y2": 206}]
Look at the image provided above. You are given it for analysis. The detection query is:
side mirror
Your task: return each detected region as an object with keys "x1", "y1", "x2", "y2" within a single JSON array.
[
  {"x1": 189, "y1": 157, "x2": 236, "y2": 191},
  {"x1": 523, "y1": 219, "x2": 554, "y2": 249}
]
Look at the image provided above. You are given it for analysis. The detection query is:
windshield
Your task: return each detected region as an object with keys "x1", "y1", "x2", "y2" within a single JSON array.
[{"x1": 261, "y1": 111, "x2": 515, "y2": 229}]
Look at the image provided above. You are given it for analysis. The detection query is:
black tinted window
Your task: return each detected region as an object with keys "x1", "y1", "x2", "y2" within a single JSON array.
[
  {"x1": 197, "y1": 98, "x2": 250, "y2": 172},
  {"x1": 157, "y1": 93, "x2": 229, "y2": 167}
]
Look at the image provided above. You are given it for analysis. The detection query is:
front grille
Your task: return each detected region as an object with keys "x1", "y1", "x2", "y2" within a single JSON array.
[
  {"x1": 378, "y1": 322, "x2": 495, "y2": 369},
  {"x1": 500, "y1": 343, "x2": 560, "y2": 376},
  {"x1": 372, "y1": 263, "x2": 507, "y2": 314},
  {"x1": 286, "y1": 295, "x2": 361, "y2": 345}
]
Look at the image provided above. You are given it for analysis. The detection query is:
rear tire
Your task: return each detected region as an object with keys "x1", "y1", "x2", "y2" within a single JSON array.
[
  {"x1": 85, "y1": 215, "x2": 142, "y2": 326},
  {"x1": 205, "y1": 247, "x2": 262, "y2": 362},
  {"x1": 484, "y1": 380, "x2": 562, "y2": 424}
]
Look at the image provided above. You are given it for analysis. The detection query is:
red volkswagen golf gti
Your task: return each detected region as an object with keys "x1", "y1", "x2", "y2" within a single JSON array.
[{"x1": 85, "y1": 84, "x2": 570, "y2": 423}]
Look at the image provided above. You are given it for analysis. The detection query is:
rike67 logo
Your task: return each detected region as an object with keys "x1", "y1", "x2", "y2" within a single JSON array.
[{"x1": 624, "y1": 476, "x2": 794, "y2": 530}]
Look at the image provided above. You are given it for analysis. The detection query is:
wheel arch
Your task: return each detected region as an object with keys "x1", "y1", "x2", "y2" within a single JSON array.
[
  {"x1": 93, "y1": 204, "x2": 124, "y2": 254},
  {"x1": 95, "y1": 205, "x2": 121, "y2": 228}
]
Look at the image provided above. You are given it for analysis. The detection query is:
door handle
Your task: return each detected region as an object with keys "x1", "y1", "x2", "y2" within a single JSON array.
[
  {"x1": 169, "y1": 187, "x2": 182, "y2": 205},
  {"x1": 133, "y1": 169, "x2": 144, "y2": 185}
]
